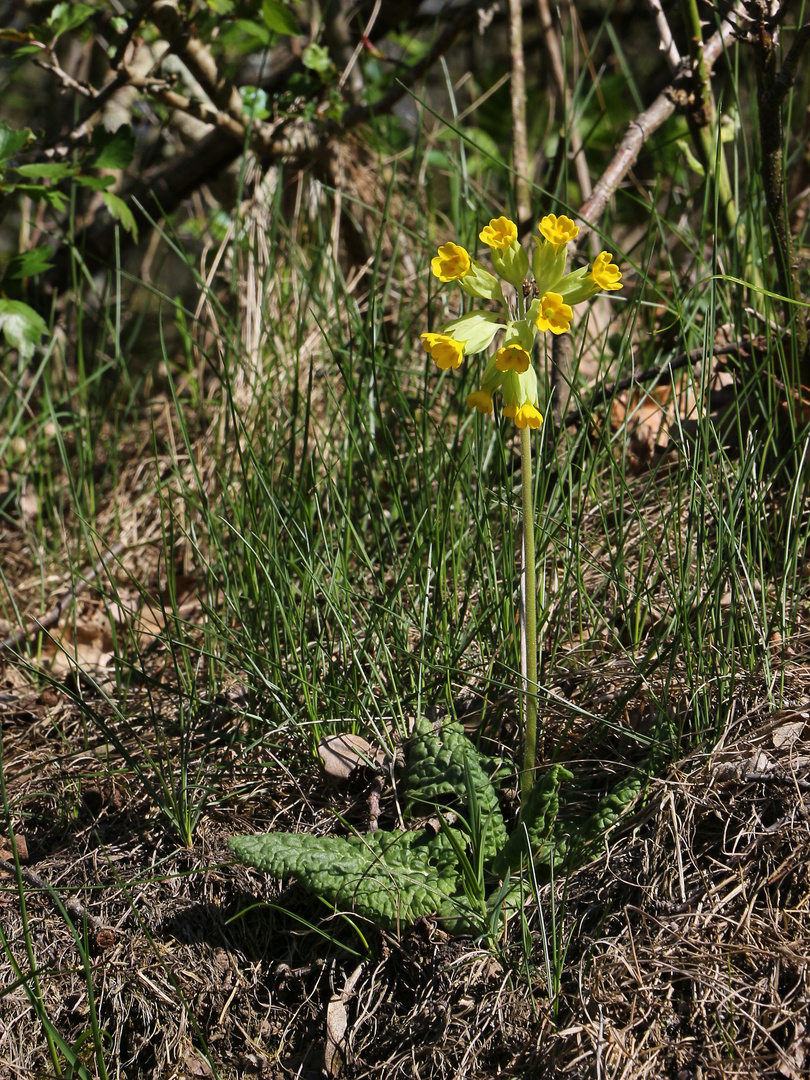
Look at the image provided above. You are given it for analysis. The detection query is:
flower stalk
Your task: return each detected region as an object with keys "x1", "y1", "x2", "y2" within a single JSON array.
[
  {"x1": 423, "y1": 211, "x2": 623, "y2": 809},
  {"x1": 519, "y1": 425, "x2": 538, "y2": 804}
]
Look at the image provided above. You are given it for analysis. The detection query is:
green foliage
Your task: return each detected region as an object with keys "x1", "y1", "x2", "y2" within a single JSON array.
[
  {"x1": 229, "y1": 827, "x2": 462, "y2": 929},
  {"x1": 0, "y1": 299, "x2": 47, "y2": 360},
  {"x1": 90, "y1": 125, "x2": 136, "y2": 170},
  {"x1": 403, "y1": 714, "x2": 509, "y2": 863},
  {"x1": 492, "y1": 764, "x2": 574, "y2": 876},
  {"x1": 230, "y1": 717, "x2": 654, "y2": 935}
]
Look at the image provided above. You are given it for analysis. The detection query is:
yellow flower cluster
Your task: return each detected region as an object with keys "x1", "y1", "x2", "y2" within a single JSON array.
[{"x1": 421, "y1": 213, "x2": 623, "y2": 427}]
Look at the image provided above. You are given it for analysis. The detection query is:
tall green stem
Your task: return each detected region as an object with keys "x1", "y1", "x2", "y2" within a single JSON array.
[
  {"x1": 679, "y1": 0, "x2": 737, "y2": 233},
  {"x1": 520, "y1": 425, "x2": 538, "y2": 806}
]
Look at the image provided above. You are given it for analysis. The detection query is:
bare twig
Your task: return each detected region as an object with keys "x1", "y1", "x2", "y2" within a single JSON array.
[
  {"x1": 576, "y1": 11, "x2": 740, "y2": 244},
  {"x1": 149, "y1": 0, "x2": 245, "y2": 121},
  {"x1": 0, "y1": 858, "x2": 111, "y2": 940},
  {"x1": 645, "y1": 0, "x2": 682, "y2": 73},
  {"x1": 536, "y1": 0, "x2": 593, "y2": 214},
  {"x1": 561, "y1": 342, "x2": 746, "y2": 430},
  {"x1": 110, "y1": 0, "x2": 158, "y2": 69}
]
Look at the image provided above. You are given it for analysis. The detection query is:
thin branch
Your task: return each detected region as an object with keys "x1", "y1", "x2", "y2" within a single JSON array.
[
  {"x1": 149, "y1": 0, "x2": 245, "y2": 121},
  {"x1": 575, "y1": 10, "x2": 740, "y2": 244},
  {"x1": 562, "y1": 342, "x2": 746, "y2": 430},
  {"x1": 645, "y1": 0, "x2": 682, "y2": 73},
  {"x1": 110, "y1": 0, "x2": 158, "y2": 70},
  {"x1": 536, "y1": 0, "x2": 593, "y2": 212},
  {"x1": 0, "y1": 858, "x2": 111, "y2": 941}
]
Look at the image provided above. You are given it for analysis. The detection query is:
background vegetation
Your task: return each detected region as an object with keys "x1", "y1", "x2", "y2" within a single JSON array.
[{"x1": 2, "y1": 0, "x2": 810, "y2": 1076}]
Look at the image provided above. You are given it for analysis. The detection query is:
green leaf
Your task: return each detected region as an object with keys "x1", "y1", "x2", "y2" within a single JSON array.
[
  {"x1": 74, "y1": 173, "x2": 116, "y2": 191},
  {"x1": 13, "y1": 162, "x2": 78, "y2": 180},
  {"x1": 205, "y1": 0, "x2": 235, "y2": 11},
  {"x1": 493, "y1": 765, "x2": 573, "y2": 875},
  {"x1": 229, "y1": 827, "x2": 462, "y2": 930},
  {"x1": 0, "y1": 121, "x2": 33, "y2": 163},
  {"x1": 102, "y1": 192, "x2": 139, "y2": 241},
  {"x1": 261, "y1": 0, "x2": 300, "y2": 35},
  {"x1": 239, "y1": 86, "x2": 270, "y2": 120},
  {"x1": 91, "y1": 125, "x2": 136, "y2": 170},
  {"x1": 0, "y1": 300, "x2": 47, "y2": 361},
  {"x1": 302, "y1": 43, "x2": 336, "y2": 78},
  {"x1": 403, "y1": 715, "x2": 509, "y2": 865},
  {"x1": 47, "y1": 2, "x2": 95, "y2": 37},
  {"x1": 234, "y1": 19, "x2": 270, "y2": 47},
  {"x1": 2, "y1": 246, "x2": 54, "y2": 281}
]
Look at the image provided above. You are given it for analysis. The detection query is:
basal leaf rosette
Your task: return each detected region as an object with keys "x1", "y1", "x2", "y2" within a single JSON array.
[{"x1": 425, "y1": 213, "x2": 623, "y2": 427}]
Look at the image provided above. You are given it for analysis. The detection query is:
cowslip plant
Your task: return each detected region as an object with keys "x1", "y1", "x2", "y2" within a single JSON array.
[
  {"x1": 229, "y1": 712, "x2": 667, "y2": 936},
  {"x1": 423, "y1": 213, "x2": 622, "y2": 802},
  {"x1": 230, "y1": 715, "x2": 573, "y2": 935},
  {"x1": 229, "y1": 211, "x2": 633, "y2": 940}
]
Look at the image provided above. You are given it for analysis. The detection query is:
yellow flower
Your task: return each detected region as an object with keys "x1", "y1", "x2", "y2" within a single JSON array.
[
  {"x1": 591, "y1": 251, "x2": 623, "y2": 291},
  {"x1": 535, "y1": 292, "x2": 573, "y2": 335},
  {"x1": 421, "y1": 332, "x2": 465, "y2": 370},
  {"x1": 514, "y1": 403, "x2": 543, "y2": 429},
  {"x1": 431, "y1": 242, "x2": 471, "y2": 282},
  {"x1": 479, "y1": 216, "x2": 518, "y2": 250},
  {"x1": 538, "y1": 214, "x2": 579, "y2": 250},
  {"x1": 495, "y1": 344, "x2": 531, "y2": 373},
  {"x1": 467, "y1": 389, "x2": 494, "y2": 414}
]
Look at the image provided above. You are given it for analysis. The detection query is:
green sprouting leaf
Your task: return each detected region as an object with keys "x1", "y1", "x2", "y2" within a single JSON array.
[
  {"x1": 0, "y1": 121, "x2": 33, "y2": 163},
  {"x1": 493, "y1": 765, "x2": 573, "y2": 875},
  {"x1": 40, "y1": 187, "x2": 69, "y2": 210},
  {"x1": 2, "y1": 246, "x2": 54, "y2": 281},
  {"x1": 13, "y1": 161, "x2": 78, "y2": 180},
  {"x1": 261, "y1": 0, "x2": 300, "y2": 36},
  {"x1": 229, "y1": 827, "x2": 462, "y2": 930},
  {"x1": 0, "y1": 300, "x2": 48, "y2": 360},
  {"x1": 239, "y1": 86, "x2": 270, "y2": 120},
  {"x1": 102, "y1": 192, "x2": 139, "y2": 241},
  {"x1": 403, "y1": 715, "x2": 509, "y2": 865},
  {"x1": 302, "y1": 43, "x2": 336, "y2": 79},
  {"x1": 91, "y1": 125, "x2": 136, "y2": 170},
  {"x1": 47, "y1": 2, "x2": 95, "y2": 37}
]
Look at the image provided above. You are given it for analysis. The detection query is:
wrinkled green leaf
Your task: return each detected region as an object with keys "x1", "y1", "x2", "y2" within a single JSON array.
[
  {"x1": 493, "y1": 765, "x2": 572, "y2": 875},
  {"x1": 302, "y1": 43, "x2": 336, "y2": 79},
  {"x1": 91, "y1": 125, "x2": 136, "y2": 170},
  {"x1": 102, "y1": 192, "x2": 139, "y2": 241},
  {"x1": 403, "y1": 715, "x2": 508, "y2": 864},
  {"x1": 239, "y1": 86, "x2": 270, "y2": 120},
  {"x1": 229, "y1": 827, "x2": 461, "y2": 930},
  {"x1": 0, "y1": 121, "x2": 32, "y2": 163},
  {"x1": 0, "y1": 300, "x2": 47, "y2": 360}
]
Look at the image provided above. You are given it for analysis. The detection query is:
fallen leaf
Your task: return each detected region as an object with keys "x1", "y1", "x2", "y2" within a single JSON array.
[
  {"x1": 318, "y1": 733, "x2": 386, "y2": 780},
  {"x1": 772, "y1": 721, "x2": 806, "y2": 750}
]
